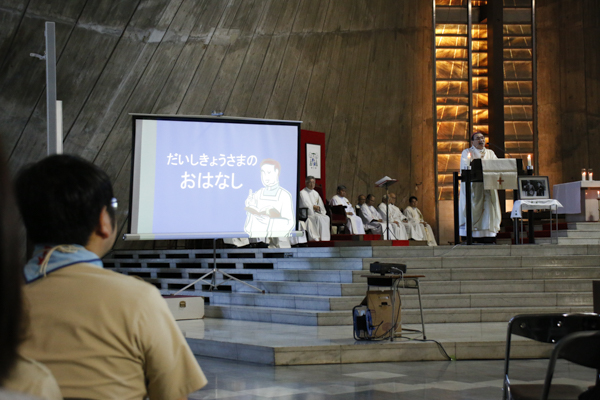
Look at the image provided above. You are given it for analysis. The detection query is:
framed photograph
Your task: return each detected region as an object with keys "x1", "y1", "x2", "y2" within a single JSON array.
[
  {"x1": 306, "y1": 143, "x2": 321, "y2": 179},
  {"x1": 518, "y1": 176, "x2": 550, "y2": 200}
]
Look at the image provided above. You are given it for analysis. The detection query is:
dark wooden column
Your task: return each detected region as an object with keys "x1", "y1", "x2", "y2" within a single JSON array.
[{"x1": 487, "y1": 0, "x2": 505, "y2": 214}]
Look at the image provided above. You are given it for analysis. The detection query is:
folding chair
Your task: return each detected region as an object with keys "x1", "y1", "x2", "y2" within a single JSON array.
[{"x1": 503, "y1": 313, "x2": 600, "y2": 400}]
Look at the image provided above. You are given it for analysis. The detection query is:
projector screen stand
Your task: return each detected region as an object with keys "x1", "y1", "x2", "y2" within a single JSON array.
[{"x1": 172, "y1": 238, "x2": 265, "y2": 295}]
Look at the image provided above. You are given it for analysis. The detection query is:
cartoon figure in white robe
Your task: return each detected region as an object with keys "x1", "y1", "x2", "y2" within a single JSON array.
[{"x1": 244, "y1": 159, "x2": 294, "y2": 239}]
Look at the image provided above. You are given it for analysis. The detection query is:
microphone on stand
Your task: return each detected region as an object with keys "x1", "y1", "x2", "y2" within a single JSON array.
[{"x1": 486, "y1": 142, "x2": 514, "y2": 159}]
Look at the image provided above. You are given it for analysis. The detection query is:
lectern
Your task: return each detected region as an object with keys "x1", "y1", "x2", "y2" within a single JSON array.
[{"x1": 453, "y1": 158, "x2": 524, "y2": 245}]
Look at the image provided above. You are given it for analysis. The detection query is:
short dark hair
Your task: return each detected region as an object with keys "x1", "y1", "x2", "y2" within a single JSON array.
[
  {"x1": 15, "y1": 154, "x2": 115, "y2": 246},
  {"x1": 409, "y1": 196, "x2": 418, "y2": 203},
  {"x1": 0, "y1": 142, "x2": 24, "y2": 383},
  {"x1": 367, "y1": 194, "x2": 375, "y2": 201},
  {"x1": 337, "y1": 185, "x2": 346, "y2": 191},
  {"x1": 471, "y1": 132, "x2": 485, "y2": 141}
]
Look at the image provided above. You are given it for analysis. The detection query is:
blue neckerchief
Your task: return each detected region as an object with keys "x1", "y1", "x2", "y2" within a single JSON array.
[{"x1": 24, "y1": 244, "x2": 103, "y2": 284}]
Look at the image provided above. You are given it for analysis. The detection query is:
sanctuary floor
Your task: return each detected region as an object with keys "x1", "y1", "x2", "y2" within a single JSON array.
[
  {"x1": 177, "y1": 319, "x2": 553, "y2": 365},
  {"x1": 180, "y1": 319, "x2": 594, "y2": 398},
  {"x1": 189, "y1": 355, "x2": 591, "y2": 399}
]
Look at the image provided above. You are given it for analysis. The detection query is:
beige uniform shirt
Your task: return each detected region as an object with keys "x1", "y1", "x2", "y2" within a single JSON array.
[{"x1": 21, "y1": 263, "x2": 207, "y2": 400}]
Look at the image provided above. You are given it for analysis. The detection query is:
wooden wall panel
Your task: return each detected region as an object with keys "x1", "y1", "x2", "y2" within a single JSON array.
[
  {"x1": 0, "y1": 0, "x2": 446, "y2": 248},
  {"x1": 537, "y1": 0, "x2": 599, "y2": 187},
  {"x1": 536, "y1": 0, "x2": 562, "y2": 191},
  {"x1": 0, "y1": 1, "x2": 28, "y2": 69},
  {"x1": 583, "y1": 0, "x2": 600, "y2": 178}
]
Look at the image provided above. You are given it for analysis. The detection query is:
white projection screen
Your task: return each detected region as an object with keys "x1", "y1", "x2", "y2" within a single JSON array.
[{"x1": 127, "y1": 114, "x2": 301, "y2": 240}]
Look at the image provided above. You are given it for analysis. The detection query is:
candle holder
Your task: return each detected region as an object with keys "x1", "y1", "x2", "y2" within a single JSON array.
[
  {"x1": 582, "y1": 168, "x2": 587, "y2": 181},
  {"x1": 588, "y1": 168, "x2": 593, "y2": 181},
  {"x1": 526, "y1": 165, "x2": 533, "y2": 175}
]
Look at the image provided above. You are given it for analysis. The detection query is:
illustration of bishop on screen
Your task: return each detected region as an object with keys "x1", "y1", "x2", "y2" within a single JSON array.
[{"x1": 244, "y1": 159, "x2": 294, "y2": 238}]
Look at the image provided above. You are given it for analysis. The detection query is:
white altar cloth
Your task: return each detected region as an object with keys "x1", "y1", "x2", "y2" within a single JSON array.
[
  {"x1": 510, "y1": 199, "x2": 563, "y2": 219},
  {"x1": 554, "y1": 180, "x2": 600, "y2": 222}
]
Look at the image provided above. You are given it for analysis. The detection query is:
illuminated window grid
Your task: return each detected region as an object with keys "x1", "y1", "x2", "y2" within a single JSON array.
[
  {"x1": 435, "y1": 21, "x2": 469, "y2": 201},
  {"x1": 504, "y1": 17, "x2": 533, "y2": 163},
  {"x1": 472, "y1": 23, "x2": 489, "y2": 139}
]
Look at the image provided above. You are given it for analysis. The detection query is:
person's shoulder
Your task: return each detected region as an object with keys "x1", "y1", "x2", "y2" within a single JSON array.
[
  {"x1": 3, "y1": 356, "x2": 61, "y2": 400},
  {"x1": 66, "y1": 264, "x2": 159, "y2": 295},
  {"x1": 0, "y1": 389, "x2": 43, "y2": 400}
]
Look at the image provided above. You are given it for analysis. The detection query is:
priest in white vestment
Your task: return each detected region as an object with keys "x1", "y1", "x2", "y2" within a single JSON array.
[
  {"x1": 459, "y1": 132, "x2": 502, "y2": 238},
  {"x1": 360, "y1": 194, "x2": 404, "y2": 239},
  {"x1": 404, "y1": 196, "x2": 437, "y2": 246},
  {"x1": 377, "y1": 195, "x2": 408, "y2": 240},
  {"x1": 389, "y1": 193, "x2": 424, "y2": 241},
  {"x1": 298, "y1": 176, "x2": 331, "y2": 241},
  {"x1": 329, "y1": 185, "x2": 365, "y2": 235},
  {"x1": 356, "y1": 194, "x2": 366, "y2": 217},
  {"x1": 244, "y1": 159, "x2": 295, "y2": 240}
]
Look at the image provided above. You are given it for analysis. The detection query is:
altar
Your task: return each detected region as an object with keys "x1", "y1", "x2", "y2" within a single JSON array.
[{"x1": 553, "y1": 181, "x2": 600, "y2": 222}]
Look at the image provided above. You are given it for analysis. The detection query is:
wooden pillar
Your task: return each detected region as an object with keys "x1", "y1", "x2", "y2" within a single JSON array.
[{"x1": 487, "y1": 0, "x2": 505, "y2": 214}]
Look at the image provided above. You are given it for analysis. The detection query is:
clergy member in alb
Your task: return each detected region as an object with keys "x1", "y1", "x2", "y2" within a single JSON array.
[
  {"x1": 404, "y1": 196, "x2": 437, "y2": 246},
  {"x1": 458, "y1": 132, "x2": 501, "y2": 238},
  {"x1": 298, "y1": 176, "x2": 330, "y2": 242},
  {"x1": 330, "y1": 185, "x2": 365, "y2": 234},
  {"x1": 377, "y1": 195, "x2": 408, "y2": 240},
  {"x1": 360, "y1": 194, "x2": 404, "y2": 239},
  {"x1": 389, "y1": 193, "x2": 422, "y2": 241}
]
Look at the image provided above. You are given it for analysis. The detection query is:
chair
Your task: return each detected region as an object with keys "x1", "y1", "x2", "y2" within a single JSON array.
[
  {"x1": 329, "y1": 204, "x2": 347, "y2": 234},
  {"x1": 503, "y1": 313, "x2": 600, "y2": 400}
]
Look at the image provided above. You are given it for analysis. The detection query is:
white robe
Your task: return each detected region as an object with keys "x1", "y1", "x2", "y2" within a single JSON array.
[
  {"x1": 380, "y1": 203, "x2": 422, "y2": 241},
  {"x1": 376, "y1": 203, "x2": 408, "y2": 240},
  {"x1": 404, "y1": 206, "x2": 438, "y2": 246},
  {"x1": 299, "y1": 188, "x2": 330, "y2": 241},
  {"x1": 244, "y1": 185, "x2": 294, "y2": 239},
  {"x1": 360, "y1": 204, "x2": 405, "y2": 240},
  {"x1": 329, "y1": 195, "x2": 365, "y2": 234},
  {"x1": 459, "y1": 146, "x2": 502, "y2": 237}
]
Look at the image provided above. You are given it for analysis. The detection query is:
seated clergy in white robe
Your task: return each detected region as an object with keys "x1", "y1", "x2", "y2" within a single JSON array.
[
  {"x1": 298, "y1": 176, "x2": 330, "y2": 241},
  {"x1": 360, "y1": 194, "x2": 405, "y2": 240},
  {"x1": 376, "y1": 196, "x2": 408, "y2": 240},
  {"x1": 458, "y1": 132, "x2": 501, "y2": 238},
  {"x1": 382, "y1": 193, "x2": 420, "y2": 240},
  {"x1": 404, "y1": 196, "x2": 438, "y2": 246},
  {"x1": 390, "y1": 193, "x2": 424, "y2": 240},
  {"x1": 329, "y1": 185, "x2": 365, "y2": 235}
]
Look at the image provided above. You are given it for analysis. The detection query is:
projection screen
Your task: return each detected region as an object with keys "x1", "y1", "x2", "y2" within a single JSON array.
[{"x1": 127, "y1": 114, "x2": 301, "y2": 240}]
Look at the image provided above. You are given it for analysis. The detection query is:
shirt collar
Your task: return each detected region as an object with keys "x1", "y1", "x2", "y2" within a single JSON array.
[{"x1": 24, "y1": 244, "x2": 103, "y2": 284}]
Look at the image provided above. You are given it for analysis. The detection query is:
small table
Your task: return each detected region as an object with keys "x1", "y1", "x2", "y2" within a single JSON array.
[
  {"x1": 361, "y1": 274, "x2": 426, "y2": 341},
  {"x1": 511, "y1": 199, "x2": 563, "y2": 244}
]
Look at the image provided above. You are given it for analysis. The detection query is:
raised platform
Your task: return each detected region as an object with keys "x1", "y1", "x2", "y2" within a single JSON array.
[
  {"x1": 105, "y1": 243, "x2": 599, "y2": 365},
  {"x1": 179, "y1": 318, "x2": 553, "y2": 366}
]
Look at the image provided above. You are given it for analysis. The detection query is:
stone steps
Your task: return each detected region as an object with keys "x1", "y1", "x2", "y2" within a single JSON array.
[
  {"x1": 558, "y1": 230, "x2": 600, "y2": 238},
  {"x1": 558, "y1": 237, "x2": 600, "y2": 245},
  {"x1": 106, "y1": 244, "x2": 600, "y2": 327},
  {"x1": 132, "y1": 264, "x2": 600, "y2": 289},
  {"x1": 568, "y1": 222, "x2": 600, "y2": 231},
  {"x1": 203, "y1": 290, "x2": 591, "y2": 311},
  {"x1": 552, "y1": 222, "x2": 600, "y2": 244},
  {"x1": 204, "y1": 303, "x2": 592, "y2": 326}
]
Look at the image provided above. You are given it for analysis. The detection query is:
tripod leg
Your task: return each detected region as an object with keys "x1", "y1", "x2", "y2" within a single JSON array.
[{"x1": 218, "y1": 270, "x2": 265, "y2": 293}]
